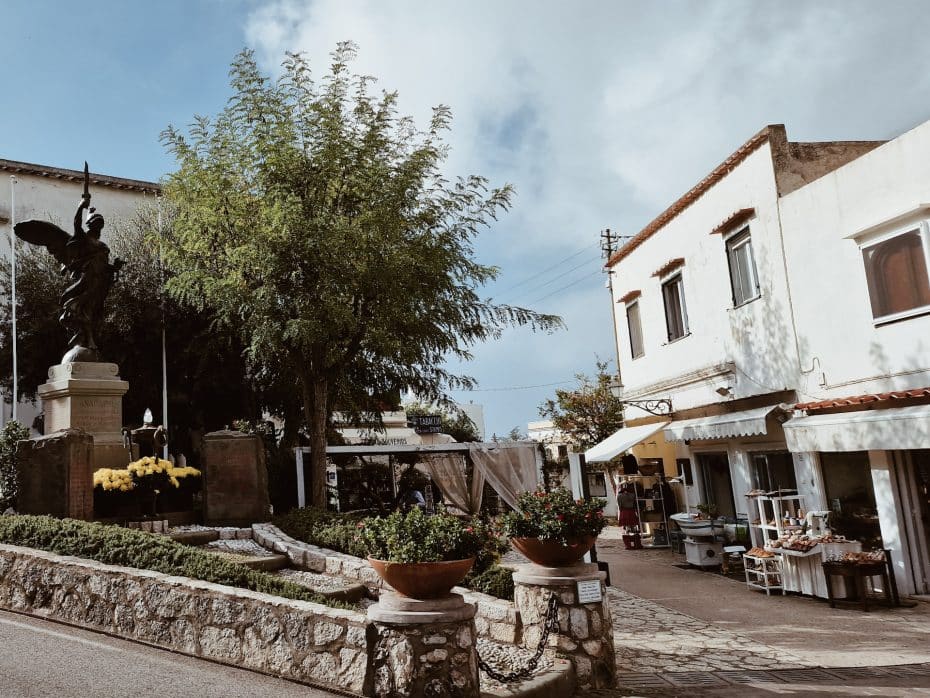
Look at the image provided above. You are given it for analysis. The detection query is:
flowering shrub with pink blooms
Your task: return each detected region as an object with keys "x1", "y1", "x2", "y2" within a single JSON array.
[{"x1": 498, "y1": 487, "x2": 607, "y2": 543}]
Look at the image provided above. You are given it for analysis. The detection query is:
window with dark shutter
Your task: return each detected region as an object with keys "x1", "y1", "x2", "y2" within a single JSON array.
[{"x1": 862, "y1": 228, "x2": 930, "y2": 322}]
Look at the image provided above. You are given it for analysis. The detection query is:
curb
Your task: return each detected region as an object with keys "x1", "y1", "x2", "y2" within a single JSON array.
[{"x1": 482, "y1": 658, "x2": 576, "y2": 698}]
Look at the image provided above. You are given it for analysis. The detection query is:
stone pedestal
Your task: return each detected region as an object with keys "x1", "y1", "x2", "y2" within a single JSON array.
[
  {"x1": 202, "y1": 430, "x2": 269, "y2": 526},
  {"x1": 37, "y1": 362, "x2": 129, "y2": 471},
  {"x1": 16, "y1": 429, "x2": 95, "y2": 519},
  {"x1": 513, "y1": 562, "x2": 616, "y2": 690},
  {"x1": 368, "y1": 591, "x2": 480, "y2": 698}
]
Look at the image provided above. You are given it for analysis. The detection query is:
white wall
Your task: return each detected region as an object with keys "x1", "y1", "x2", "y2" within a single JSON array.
[
  {"x1": 0, "y1": 170, "x2": 158, "y2": 257},
  {"x1": 611, "y1": 142, "x2": 798, "y2": 412},
  {"x1": 778, "y1": 121, "x2": 930, "y2": 400}
]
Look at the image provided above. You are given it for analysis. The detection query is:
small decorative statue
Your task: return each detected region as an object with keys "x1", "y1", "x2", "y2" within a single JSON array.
[{"x1": 14, "y1": 162, "x2": 124, "y2": 363}]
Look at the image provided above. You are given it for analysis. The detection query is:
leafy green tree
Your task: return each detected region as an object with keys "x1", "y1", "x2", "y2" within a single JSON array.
[
  {"x1": 159, "y1": 45, "x2": 561, "y2": 506},
  {"x1": 539, "y1": 360, "x2": 624, "y2": 451},
  {"x1": 0, "y1": 420, "x2": 30, "y2": 510},
  {"x1": 403, "y1": 400, "x2": 480, "y2": 443}
]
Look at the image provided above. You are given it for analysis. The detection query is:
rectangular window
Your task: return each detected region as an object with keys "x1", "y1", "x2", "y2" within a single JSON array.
[
  {"x1": 662, "y1": 273, "x2": 689, "y2": 341},
  {"x1": 726, "y1": 228, "x2": 760, "y2": 306},
  {"x1": 626, "y1": 301, "x2": 644, "y2": 358},
  {"x1": 862, "y1": 226, "x2": 930, "y2": 322},
  {"x1": 749, "y1": 452, "x2": 797, "y2": 493}
]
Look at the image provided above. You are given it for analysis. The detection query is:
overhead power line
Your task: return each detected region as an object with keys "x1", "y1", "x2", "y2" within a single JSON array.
[
  {"x1": 498, "y1": 240, "x2": 600, "y2": 295},
  {"x1": 507, "y1": 253, "x2": 603, "y2": 304},
  {"x1": 457, "y1": 380, "x2": 575, "y2": 392},
  {"x1": 530, "y1": 269, "x2": 602, "y2": 304}
]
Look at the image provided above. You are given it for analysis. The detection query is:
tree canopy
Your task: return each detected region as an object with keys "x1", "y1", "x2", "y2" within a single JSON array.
[
  {"x1": 160, "y1": 44, "x2": 562, "y2": 506},
  {"x1": 538, "y1": 360, "x2": 624, "y2": 451}
]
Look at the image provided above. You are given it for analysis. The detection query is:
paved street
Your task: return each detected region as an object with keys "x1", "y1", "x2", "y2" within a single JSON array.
[
  {"x1": 0, "y1": 610, "x2": 339, "y2": 698},
  {"x1": 594, "y1": 527, "x2": 930, "y2": 696}
]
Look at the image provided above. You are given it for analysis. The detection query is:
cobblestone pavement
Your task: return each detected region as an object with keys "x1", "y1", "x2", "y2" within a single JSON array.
[
  {"x1": 586, "y1": 663, "x2": 930, "y2": 696},
  {"x1": 608, "y1": 587, "x2": 811, "y2": 674}
]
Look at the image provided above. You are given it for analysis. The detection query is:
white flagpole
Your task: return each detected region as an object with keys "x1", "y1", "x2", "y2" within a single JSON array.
[
  {"x1": 9, "y1": 175, "x2": 17, "y2": 424},
  {"x1": 158, "y1": 199, "x2": 168, "y2": 459}
]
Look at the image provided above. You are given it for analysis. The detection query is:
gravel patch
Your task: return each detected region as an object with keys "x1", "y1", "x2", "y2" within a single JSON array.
[
  {"x1": 203, "y1": 539, "x2": 276, "y2": 557},
  {"x1": 477, "y1": 637, "x2": 553, "y2": 690}
]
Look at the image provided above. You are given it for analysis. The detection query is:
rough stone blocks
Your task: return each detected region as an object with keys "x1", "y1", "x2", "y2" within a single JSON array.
[
  {"x1": 16, "y1": 429, "x2": 95, "y2": 520},
  {"x1": 203, "y1": 430, "x2": 269, "y2": 526}
]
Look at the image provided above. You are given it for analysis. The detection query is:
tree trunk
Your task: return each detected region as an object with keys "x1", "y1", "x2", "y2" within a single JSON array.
[{"x1": 300, "y1": 371, "x2": 330, "y2": 508}]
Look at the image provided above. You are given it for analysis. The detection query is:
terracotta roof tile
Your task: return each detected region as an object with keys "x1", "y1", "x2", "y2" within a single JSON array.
[
  {"x1": 606, "y1": 126, "x2": 775, "y2": 268},
  {"x1": 618, "y1": 289, "x2": 641, "y2": 304},
  {"x1": 651, "y1": 257, "x2": 685, "y2": 278},
  {"x1": 709, "y1": 208, "x2": 755, "y2": 236},
  {"x1": 795, "y1": 387, "x2": 930, "y2": 412}
]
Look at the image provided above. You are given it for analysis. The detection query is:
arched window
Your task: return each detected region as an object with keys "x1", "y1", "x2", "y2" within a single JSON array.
[{"x1": 862, "y1": 228, "x2": 930, "y2": 321}]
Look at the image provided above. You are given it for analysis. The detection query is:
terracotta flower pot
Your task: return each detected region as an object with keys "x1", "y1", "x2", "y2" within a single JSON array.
[
  {"x1": 511, "y1": 535, "x2": 597, "y2": 567},
  {"x1": 368, "y1": 557, "x2": 475, "y2": 599}
]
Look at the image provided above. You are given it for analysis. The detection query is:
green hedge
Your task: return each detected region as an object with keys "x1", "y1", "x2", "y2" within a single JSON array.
[
  {"x1": 463, "y1": 564, "x2": 515, "y2": 601},
  {"x1": 0, "y1": 515, "x2": 343, "y2": 607},
  {"x1": 275, "y1": 507, "x2": 515, "y2": 600},
  {"x1": 274, "y1": 507, "x2": 369, "y2": 558}
]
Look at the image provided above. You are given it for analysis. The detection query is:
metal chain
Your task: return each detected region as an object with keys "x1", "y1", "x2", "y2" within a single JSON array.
[{"x1": 477, "y1": 593, "x2": 560, "y2": 683}]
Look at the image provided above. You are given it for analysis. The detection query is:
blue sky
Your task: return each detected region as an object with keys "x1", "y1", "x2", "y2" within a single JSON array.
[{"x1": 4, "y1": 1, "x2": 930, "y2": 437}]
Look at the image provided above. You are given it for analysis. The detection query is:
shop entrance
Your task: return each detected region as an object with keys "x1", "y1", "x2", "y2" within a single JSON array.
[
  {"x1": 697, "y1": 452, "x2": 735, "y2": 520},
  {"x1": 820, "y1": 451, "x2": 884, "y2": 550},
  {"x1": 896, "y1": 449, "x2": 930, "y2": 594}
]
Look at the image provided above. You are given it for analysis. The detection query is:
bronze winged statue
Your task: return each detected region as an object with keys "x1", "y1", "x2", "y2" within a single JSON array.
[{"x1": 14, "y1": 163, "x2": 124, "y2": 364}]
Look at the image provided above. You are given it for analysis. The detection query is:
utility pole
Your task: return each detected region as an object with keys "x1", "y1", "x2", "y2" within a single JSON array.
[{"x1": 600, "y1": 228, "x2": 625, "y2": 392}]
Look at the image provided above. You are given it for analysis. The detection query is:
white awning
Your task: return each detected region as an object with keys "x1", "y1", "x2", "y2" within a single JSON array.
[
  {"x1": 584, "y1": 422, "x2": 669, "y2": 463},
  {"x1": 663, "y1": 405, "x2": 782, "y2": 442},
  {"x1": 784, "y1": 404, "x2": 930, "y2": 452}
]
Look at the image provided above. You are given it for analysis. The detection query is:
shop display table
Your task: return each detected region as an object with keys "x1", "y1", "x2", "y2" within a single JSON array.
[
  {"x1": 772, "y1": 541, "x2": 861, "y2": 598},
  {"x1": 822, "y1": 560, "x2": 892, "y2": 611}
]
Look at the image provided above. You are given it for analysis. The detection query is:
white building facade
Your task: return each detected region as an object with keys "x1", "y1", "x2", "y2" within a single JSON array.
[{"x1": 604, "y1": 123, "x2": 930, "y2": 595}]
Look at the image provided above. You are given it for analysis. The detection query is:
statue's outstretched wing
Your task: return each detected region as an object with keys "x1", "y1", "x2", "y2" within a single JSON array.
[{"x1": 13, "y1": 220, "x2": 71, "y2": 265}]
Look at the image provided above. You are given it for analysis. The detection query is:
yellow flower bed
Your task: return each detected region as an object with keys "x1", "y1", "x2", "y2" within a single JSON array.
[{"x1": 93, "y1": 457, "x2": 202, "y2": 491}]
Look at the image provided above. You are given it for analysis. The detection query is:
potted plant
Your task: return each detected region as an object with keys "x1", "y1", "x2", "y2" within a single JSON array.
[
  {"x1": 357, "y1": 506, "x2": 488, "y2": 599},
  {"x1": 498, "y1": 488, "x2": 607, "y2": 567}
]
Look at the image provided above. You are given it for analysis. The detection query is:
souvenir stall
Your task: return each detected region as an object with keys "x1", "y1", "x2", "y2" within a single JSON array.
[{"x1": 743, "y1": 490, "x2": 895, "y2": 603}]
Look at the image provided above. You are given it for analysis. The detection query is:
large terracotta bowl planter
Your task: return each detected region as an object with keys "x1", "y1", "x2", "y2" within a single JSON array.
[
  {"x1": 511, "y1": 535, "x2": 597, "y2": 567},
  {"x1": 368, "y1": 557, "x2": 475, "y2": 599}
]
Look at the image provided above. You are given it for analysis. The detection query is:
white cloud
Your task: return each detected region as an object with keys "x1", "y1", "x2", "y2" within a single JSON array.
[{"x1": 244, "y1": 0, "x2": 930, "y2": 434}]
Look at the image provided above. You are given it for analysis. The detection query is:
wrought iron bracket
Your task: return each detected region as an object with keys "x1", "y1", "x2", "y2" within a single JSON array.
[{"x1": 621, "y1": 398, "x2": 672, "y2": 416}]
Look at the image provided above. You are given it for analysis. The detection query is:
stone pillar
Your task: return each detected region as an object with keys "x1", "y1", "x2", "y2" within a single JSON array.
[
  {"x1": 368, "y1": 591, "x2": 480, "y2": 698},
  {"x1": 513, "y1": 562, "x2": 616, "y2": 690},
  {"x1": 16, "y1": 429, "x2": 95, "y2": 520},
  {"x1": 202, "y1": 430, "x2": 269, "y2": 526},
  {"x1": 38, "y1": 362, "x2": 129, "y2": 471}
]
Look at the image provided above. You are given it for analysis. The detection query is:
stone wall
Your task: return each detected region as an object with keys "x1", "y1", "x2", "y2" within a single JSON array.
[
  {"x1": 0, "y1": 544, "x2": 370, "y2": 694},
  {"x1": 513, "y1": 564, "x2": 616, "y2": 690},
  {"x1": 371, "y1": 619, "x2": 478, "y2": 698}
]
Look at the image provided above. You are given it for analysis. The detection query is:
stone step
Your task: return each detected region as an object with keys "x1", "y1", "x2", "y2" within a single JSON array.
[{"x1": 169, "y1": 530, "x2": 220, "y2": 546}]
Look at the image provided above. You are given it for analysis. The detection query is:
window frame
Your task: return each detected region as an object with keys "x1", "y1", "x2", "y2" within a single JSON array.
[
  {"x1": 859, "y1": 221, "x2": 930, "y2": 325},
  {"x1": 725, "y1": 226, "x2": 761, "y2": 307},
  {"x1": 661, "y1": 272, "x2": 690, "y2": 343},
  {"x1": 625, "y1": 299, "x2": 645, "y2": 359}
]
